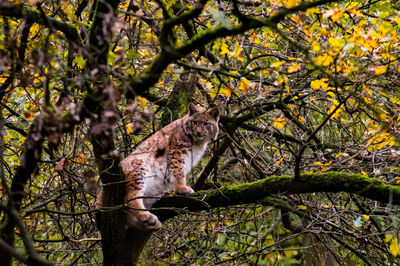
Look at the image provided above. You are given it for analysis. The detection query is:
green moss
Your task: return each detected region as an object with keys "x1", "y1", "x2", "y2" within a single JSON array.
[
  {"x1": 160, "y1": 72, "x2": 195, "y2": 126},
  {"x1": 195, "y1": 172, "x2": 400, "y2": 209}
]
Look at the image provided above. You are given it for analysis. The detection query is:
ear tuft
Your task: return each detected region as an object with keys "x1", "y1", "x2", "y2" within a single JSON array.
[
  {"x1": 208, "y1": 107, "x2": 220, "y2": 122},
  {"x1": 188, "y1": 103, "x2": 198, "y2": 116}
]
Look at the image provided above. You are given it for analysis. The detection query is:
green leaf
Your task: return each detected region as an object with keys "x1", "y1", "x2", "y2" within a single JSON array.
[
  {"x1": 127, "y1": 50, "x2": 138, "y2": 61},
  {"x1": 210, "y1": 10, "x2": 233, "y2": 30},
  {"x1": 353, "y1": 217, "x2": 363, "y2": 227},
  {"x1": 73, "y1": 56, "x2": 86, "y2": 69}
]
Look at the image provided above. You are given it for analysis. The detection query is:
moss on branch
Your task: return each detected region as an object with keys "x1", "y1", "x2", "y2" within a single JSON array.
[{"x1": 153, "y1": 172, "x2": 400, "y2": 221}]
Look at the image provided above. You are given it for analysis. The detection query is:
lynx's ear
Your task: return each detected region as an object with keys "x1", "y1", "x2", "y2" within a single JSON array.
[
  {"x1": 188, "y1": 103, "x2": 199, "y2": 116},
  {"x1": 208, "y1": 107, "x2": 220, "y2": 122}
]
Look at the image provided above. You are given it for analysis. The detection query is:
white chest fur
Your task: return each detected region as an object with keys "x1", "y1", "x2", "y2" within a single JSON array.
[{"x1": 183, "y1": 142, "x2": 208, "y2": 175}]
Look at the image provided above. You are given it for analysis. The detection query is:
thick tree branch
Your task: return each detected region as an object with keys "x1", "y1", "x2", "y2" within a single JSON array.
[
  {"x1": 0, "y1": 3, "x2": 82, "y2": 45},
  {"x1": 154, "y1": 172, "x2": 400, "y2": 220},
  {"x1": 0, "y1": 21, "x2": 31, "y2": 102}
]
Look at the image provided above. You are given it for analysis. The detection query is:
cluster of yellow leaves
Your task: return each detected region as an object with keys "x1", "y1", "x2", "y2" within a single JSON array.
[
  {"x1": 273, "y1": 115, "x2": 287, "y2": 130},
  {"x1": 372, "y1": 65, "x2": 389, "y2": 75},
  {"x1": 287, "y1": 104, "x2": 305, "y2": 122},
  {"x1": 212, "y1": 39, "x2": 245, "y2": 62},
  {"x1": 326, "y1": 92, "x2": 342, "y2": 119},
  {"x1": 126, "y1": 123, "x2": 134, "y2": 134},
  {"x1": 314, "y1": 152, "x2": 345, "y2": 172},
  {"x1": 221, "y1": 86, "x2": 232, "y2": 97},
  {"x1": 238, "y1": 78, "x2": 250, "y2": 93},
  {"x1": 385, "y1": 235, "x2": 400, "y2": 257},
  {"x1": 310, "y1": 78, "x2": 329, "y2": 90},
  {"x1": 209, "y1": 86, "x2": 232, "y2": 98},
  {"x1": 137, "y1": 96, "x2": 149, "y2": 109},
  {"x1": 23, "y1": 100, "x2": 37, "y2": 122},
  {"x1": 75, "y1": 154, "x2": 86, "y2": 163},
  {"x1": 287, "y1": 62, "x2": 301, "y2": 73},
  {"x1": 324, "y1": 8, "x2": 346, "y2": 23},
  {"x1": 313, "y1": 160, "x2": 333, "y2": 172},
  {"x1": 283, "y1": 0, "x2": 302, "y2": 9},
  {"x1": 314, "y1": 54, "x2": 334, "y2": 67},
  {"x1": 367, "y1": 132, "x2": 396, "y2": 151},
  {"x1": 300, "y1": 1, "x2": 400, "y2": 82}
]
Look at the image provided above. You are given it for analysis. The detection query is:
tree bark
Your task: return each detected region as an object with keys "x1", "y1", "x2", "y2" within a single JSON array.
[{"x1": 157, "y1": 172, "x2": 400, "y2": 216}]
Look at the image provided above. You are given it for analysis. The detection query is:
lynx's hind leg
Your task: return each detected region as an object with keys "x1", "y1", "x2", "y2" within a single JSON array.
[
  {"x1": 125, "y1": 184, "x2": 161, "y2": 230},
  {"x1": 123, "y1": 158, "x2": 162, "y2": 230}
]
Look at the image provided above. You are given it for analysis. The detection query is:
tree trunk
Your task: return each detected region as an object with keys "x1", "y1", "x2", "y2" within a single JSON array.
[{"x1": 123, "y1": 228, "x2": 153, "y2": 265}]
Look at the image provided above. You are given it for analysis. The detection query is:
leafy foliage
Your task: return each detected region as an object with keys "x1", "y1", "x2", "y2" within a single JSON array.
[{"x1": 1, "y1": 0, "x2": 400, "y2": 265}]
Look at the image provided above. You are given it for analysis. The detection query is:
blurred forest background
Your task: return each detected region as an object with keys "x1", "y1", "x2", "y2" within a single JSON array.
[{"x1": 1, "y1": 0, "x2": 400, "y2": 265}]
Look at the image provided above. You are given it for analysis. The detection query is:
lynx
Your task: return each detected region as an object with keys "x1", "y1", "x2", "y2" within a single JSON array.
[{"x1": 96, "y1": 103, "x2": 220, "y2": 230}]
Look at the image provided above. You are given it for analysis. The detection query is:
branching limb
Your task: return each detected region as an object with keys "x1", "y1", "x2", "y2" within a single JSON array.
[
  {"x1": 127, "y1": 0, "x2": 340, "y2": 99},
  {"x1": 155, "y1": 172, "x2": 400, "y2": 220},
  {"x1": 0, "y1": 3, "x2": 82, "y2": 45}
]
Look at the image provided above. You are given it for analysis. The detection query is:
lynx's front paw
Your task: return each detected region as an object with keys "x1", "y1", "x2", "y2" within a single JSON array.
[
  {"x1": 175, "y1": 185, "x2": 194, "y2": 195},
  {"x1": 127, "y1": 212, "x2": 162, "y2": 231}
]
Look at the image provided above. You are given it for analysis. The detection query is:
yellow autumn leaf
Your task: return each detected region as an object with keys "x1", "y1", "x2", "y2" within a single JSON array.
[
  {"x1": 137, "y1": 96, "x2": 148, "y2": 108},
  {"x1": 238, "y1": 78, "x2": 250, "y2": 93},
  {"x1": 389, "y1": 96, "x2": 400, "y2": 105},
  {"x1": 385, "y1": 234, "x2": 393, "y2": 243},
  {"x1": 230, "y1": 44, "x2": 245, "y2": 62},
  {"x1": 220, "y1": 41, "x2": 230, "y2": 55},
  {"x1": 361, "y1": 170, "x2": 367, "y2": 176},
  {"x1": 331, "y1": 10, "x2": 345, "y2": 22},
  {"x1": 328, "y1": 37, "x2": 345, "y2": 48},
  {"x1": 288, "y1": 62, "x2": 301, "y2": 73},
  {"x1": 320, "y1": 160, "x2": 333, "y2": 172},
  {"x1": 222, "y1": 86, "x2": 231, "y2": 97},
  {"x1": 310, "y1": 78, "x2": 329, "y2": 90},
  {"x1": 311, "y1": 41, "x2": 321, "y2": 52},
  {"x1": 294, "y1": 112, "x2": 305, "y2": 122},
  {"x1": 348, "y1": 8, "x2": 363, "y2": 17},
  {"x1": 334, "y1": 152, "x2": 344, "y2": 159},
  {"x1": 212, "y1": 40, "x2": 221, "y2": 51},
  {"x1": 271, "y1": 61, "x2": 284, "y2": 68},
  {"x1": 262, "y1": 69, "x2": 270, "y2": 75},
  {"x1": 276, "y1": 155, "x2": 286, "y2": 166},
  {"x1": 367, "y1": 132, "x2": 396, "y2": 151},
  {"x1": 362, "y1": 214, "x2": 370, "y2": 220},
  {"x1": 314, "y1": 54, "x2": 334, "y2": 66},
  {"x1": 126, "y1": 123, "x2": 133, "y2": 134},
  {"x1": 374, "y1": 65, "x2": 388, "y2": 75},
  {"x1": 273, "y1": 115, "x2": 287, "y2": 130},
  {"x1": 291, "y1": 15, "x2": 303, "y2": 24},
  {"x1": 390, "y1": 238, "x2": 400, "y2": 257},
  {"x1": 75, "y1": 154, "x2": 86, "y2": 163},
  {"x1": 328, "y1": 103, "x2": 342, "y2": 119},
  {"x1": 285, "y1": 0, "x2": 301, "y2": 8}
]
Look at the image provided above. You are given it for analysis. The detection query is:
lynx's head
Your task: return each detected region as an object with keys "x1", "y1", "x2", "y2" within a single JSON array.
[{"x1": 184, "y1": 103, "x2": 220, "y2": 143}]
